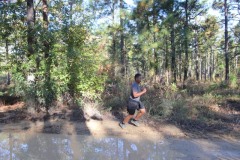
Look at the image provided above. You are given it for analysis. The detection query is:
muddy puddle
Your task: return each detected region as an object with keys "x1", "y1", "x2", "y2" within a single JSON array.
[{"x1": 0, "y1": 132, "x2": 240, "y2": 160}]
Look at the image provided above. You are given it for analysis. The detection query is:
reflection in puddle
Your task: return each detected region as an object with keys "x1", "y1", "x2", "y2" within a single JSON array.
[{"x1": 0, "y1": 133, "x2": 240, "y2": 160}]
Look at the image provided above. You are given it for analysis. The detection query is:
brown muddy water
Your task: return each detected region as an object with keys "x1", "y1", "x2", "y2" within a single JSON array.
[{"x1": 0, "y1": 132, "x2": 240, "y2": 160}]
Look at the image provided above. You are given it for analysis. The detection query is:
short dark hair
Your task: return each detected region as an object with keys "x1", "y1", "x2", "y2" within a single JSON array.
[{"x1": 134, "y1": 73, "x2": 141, "y2": 80}]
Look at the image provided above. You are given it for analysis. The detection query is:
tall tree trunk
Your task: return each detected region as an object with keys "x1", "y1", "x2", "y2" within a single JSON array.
[
  {"x1": 190, "y1": 44, "x2": 194, "y2": 78},
  {"x1": 179, "y1": 43, "x2": 182, "y2": 81},
  {"x1": 224, "y1": 0, "x2": 229, "y2": 81},
  {"x1": 27, "y1": 0, "x2": 35, "y2": 57},
  {"x1": 165, "y1": 36, "x2": 169, "y2": 84},
  {"x1": 210, "y1": 46, "x2": 213, "y2": 81},
  {"x1": 183, "y1": 0, "x2": 189, "y2": 82},
  {"x1": 153, "y1": 0, "x2": 159, "y2": 78},
  {"x1": 236, "y1": 55, "x2": 240, "y2": 74},
  {"x1": 111, "y1": 0, "x2": 117, "y2": 76},
  {"x1": 205, "y1": 51, "x2": 207, "y2": 81},
  {"x1": 43, "y1": 0, "x2": 49, "y2": 59},
  {"x1": 165, "y1": 37, "x2": 169, "y2": 71},
  {"x1": 194, "y1": 32, "x2": 199, "y2": 81},
  {"x1": 67, "y1": 0, "x2": 78, "y2": 97},
  {"x1": 153, "y1": 26, "x2": 158, "y2": 78},
  {"x1": 42, "y1": 0, "x2": 52, "y2": 111},
  {"x1": 212, "y1": 48, "x2": 216, "y2": 81},
  {"x1": 27, "y1": 0, "x2": 38, "y2": 103},
  {"x1": 171, "y1": 25, "x2": 176, "y2": 83},
  {"x1": 5, "y1": 39, "x2": 9, "y2": 61},
  {"x1": 27, "y1": 0, "x2": 39, "y2": 85},
  {"x1": 200, "y1": 58, "x2": 202, "y2": 80},
  {"x1": 120, "y1": 0, "x2": 125, "y2": 75},
  {"x1": 208, "y1": 49, "x2": 210, "y2": 80},
  {"x1": 5, "y1": 39, "x2": 10, "y2": 85}
]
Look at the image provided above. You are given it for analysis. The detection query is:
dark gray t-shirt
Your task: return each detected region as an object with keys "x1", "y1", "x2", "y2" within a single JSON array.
[{"x1": 130, "y1": 82, "x2": 141, "y2": 101}]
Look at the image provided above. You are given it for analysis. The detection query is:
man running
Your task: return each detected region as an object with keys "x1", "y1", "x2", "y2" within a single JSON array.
[{"x1": 119, "y1": 73, "x2": 147, "y2": 128}]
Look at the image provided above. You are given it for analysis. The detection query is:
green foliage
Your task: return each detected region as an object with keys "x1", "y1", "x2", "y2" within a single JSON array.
[
  {"x1": 171, "y1": 99, "x2": 189, "y2": 122},
  {"x1": 64, "y1": 24, "x2": 106, "y2": 100},
  {"x1": 9, "y1": 72, "x2": 26, "y2": 97},
  {"x1": 0, "y1": 0, "x2": 239, "y2": 116},
  {"x1": 229, "y1": 74, "x2": 238, "y2": 89},
  {"x1": 219, "y1": 81, "x2": 228, "y2": 88},
  {"x1": 102, "y1": 78, "x2": 129, "y2": 111},
  {"x1": 0, "y1": 1, "x2": 107, "y2": 110},
  {"x1": 148, "y1": 98, "x2": 175, "y2": 118},
  {"x1": 170, "y1": 83, "x2": 178, "y2": 92}
]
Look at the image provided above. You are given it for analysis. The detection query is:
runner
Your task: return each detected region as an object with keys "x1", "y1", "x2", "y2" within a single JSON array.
[{"x1": 119, "y1": 73, "x2": 147, "y2": 128}]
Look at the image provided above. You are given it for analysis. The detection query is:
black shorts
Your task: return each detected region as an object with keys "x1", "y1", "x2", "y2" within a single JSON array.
[{"x1": 127, "y1": 99, "x2": 145, "y2": 115}]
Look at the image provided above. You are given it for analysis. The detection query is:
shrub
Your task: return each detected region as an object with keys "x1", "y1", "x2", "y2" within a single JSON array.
[
  {"x1": 147, "y1": 98, "x2": 174, "y2": 118},
  {"x1": 229, "y1": 74, "x2": 237, "y2": 89},
  {"x1": 171, "y1": 99, "x2": 188, "y2": 121},
  {"x1": 102, "y1": 77, "x2": 129, "y2": 111},
  {"x1": 9, "y1": 72, "x2": 26, "y2": 97}
]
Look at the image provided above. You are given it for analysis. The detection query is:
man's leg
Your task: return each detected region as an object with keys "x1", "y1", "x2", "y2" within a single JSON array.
[
  {"x1": 119, "y1": 108, "x2": 135, "y2": 129},
  {"x1": 123, "y1": 114, "x2": 134, "y2": 124},
  {"x1": 130, "y1": 102, "x2": 146, "y2": 126},
  {"x1": 134, "y1": 101, "x2": 146, "y2": 121},
  {"x1": 134, "y1": 108, "x2": 146, "y2": 120}
]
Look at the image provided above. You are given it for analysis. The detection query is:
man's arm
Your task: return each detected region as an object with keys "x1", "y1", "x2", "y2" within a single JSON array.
[{"x1": 133, "y1": 88, "x2": 146, "y2": 98}]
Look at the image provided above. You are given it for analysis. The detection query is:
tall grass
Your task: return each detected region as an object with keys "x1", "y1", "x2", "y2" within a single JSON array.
[{"x1": 102, "y1": 78, "x2": 240, "y2": 132}]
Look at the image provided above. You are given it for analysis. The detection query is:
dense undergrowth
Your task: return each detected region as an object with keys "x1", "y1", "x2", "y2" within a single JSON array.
[
  {"x1": 102, "y1": 77, "x2": 240, "y2": 132},
  {"x1": 1, "y1": 71, "x2": 240, "y2": 134}
]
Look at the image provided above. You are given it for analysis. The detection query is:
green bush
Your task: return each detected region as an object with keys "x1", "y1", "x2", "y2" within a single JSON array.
[
  {"x1": 171, "y1": 99, "x2": 188, "y2": 120},
  {"x1": 102, "y1": 78, "x2": 129, "y2": 111},
  {"x1": 207, "y1": 83, "x2": 219, "y2": 93},
  {"x1": 9, "y1": 72, "x2": 26, "y2": 97},
  {"x1": 229, "y1": 74, "x2": 237, "y2": 89},
  {"x1": 147, "y1": 98, "x2": 174, "y2": 118},
  {"x1": 170, "y1": 83, "x2": 178, "y2": 92},
  {"x1": 219, "y1": 81, "x2": 228, "y2": 88}
]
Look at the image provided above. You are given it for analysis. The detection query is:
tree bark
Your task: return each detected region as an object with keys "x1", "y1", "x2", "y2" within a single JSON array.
[
  {"x1": 205, "y1": 51, "x2": 207, "y2": 81},
  {"x1": 120, "y1": 0, "x2": 125, "y2": 75},
  {"x1": 153, "y1": 0, "x2": 159, "y2": 77},
  {"x1": 165, "y1": 36, "x2": 169, "y2": 84},
  {"x1": 183, "y1": 0, "x2": 189, "y2": 81},
  {"x1": 194, "y1": 32, "x2": 199, "y2": 81},
  {"x1": 210, "y1": 46, "x2": 213, "y2": 81},
  {"x1": 200, "y1": 58, "x2": 202, "y2": 80},
  {"x1": 43, "y1": 0, "x2": 49, "y2": 58},
  {"x1": 212, "y1": 48, "x2": 216, "y2": 81},
  {"x1": 5, "y1": 39, "x2": 10, "y2": 85},
  {"x1": 27, "y1": 0, "x2": 35, "y2": 57},
  {"x1": 43, "y1": 0, "x2": 52, "y2": 110},
  {"x1": 224, "y1": 0, "x2": 229, "y2": 81},
  {"x1": 111, "y1": 0, "x2": 117, "y2": 76},
  {"x1": 171, "y1": 25, "x2": 176, "y2": 82},
  {"x1": 179, "y1": 43, "x2": 182, "y2": 81}
]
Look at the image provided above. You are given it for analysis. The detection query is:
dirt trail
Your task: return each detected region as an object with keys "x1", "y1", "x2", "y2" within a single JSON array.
[
  {"x1": 0, "y1": 118, "x2": 184, "y2": 139},
  {"x1": 0, "y1": 116, "x2": 238, "y2": 142},
  {"x1": 0, "y1": 102, "x2": 240, "y2": 159},
  {"x1": 0, "y1": 100, "x2": 185, "y2": 138},
  {"x1": 0, "y1": 98, "x2": 185, "y2": 140},
  {"x1": 0, "y1": 119, "x2": 240, "y2": 160},
  {"x1": 0, "y1": 99, "x2": 239, "y2": 141}
]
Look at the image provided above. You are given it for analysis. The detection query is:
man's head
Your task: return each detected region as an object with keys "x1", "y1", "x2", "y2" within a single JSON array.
[{"x1": 134, "y1": 73, "x2": 142, "y2": 83}]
